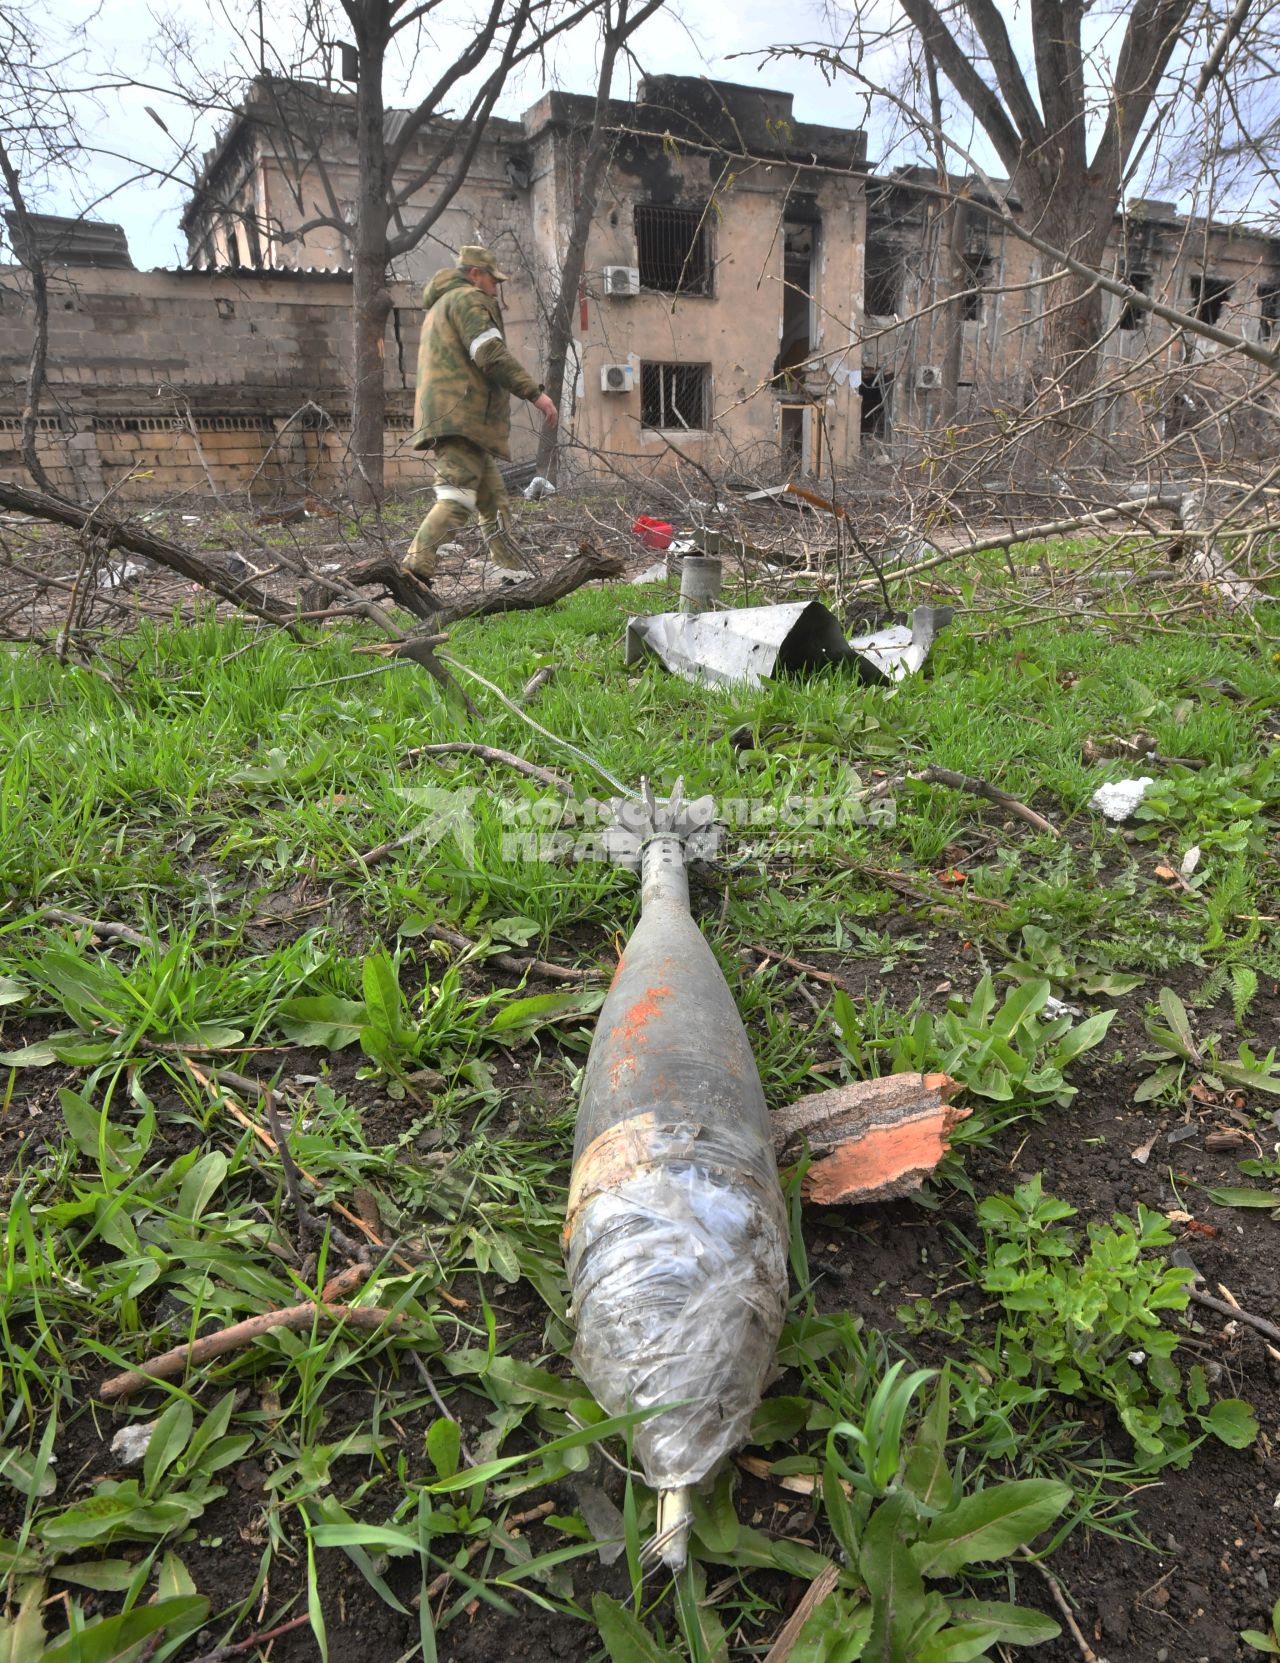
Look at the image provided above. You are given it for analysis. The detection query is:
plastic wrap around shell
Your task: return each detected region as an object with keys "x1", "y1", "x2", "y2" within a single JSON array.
[
  {"x1": 564, "y1": 1118, "x2": 788, "y2": 1489},
  {"x1": 563, "y1": 824, "x2": 789, "y2": 1559}
]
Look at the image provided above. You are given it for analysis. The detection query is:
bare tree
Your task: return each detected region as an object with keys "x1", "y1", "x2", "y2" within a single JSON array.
[
  {"x1": 0, "y1": 8, "x2": 83, "y2": 492},
  {"x1": 533, "y1": 0, "x2": 665, "y2": 481},
  {"x1": 182, "y1": 0, "x2": 613, "y2": 504},
  {"x1": 794, "y1": 0, "x2": 1262, "y2": 397}
]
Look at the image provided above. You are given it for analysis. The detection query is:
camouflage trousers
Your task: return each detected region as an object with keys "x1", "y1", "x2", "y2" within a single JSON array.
[{"x1": 404, "y1": 436, "x2": 520, "y2": 577}]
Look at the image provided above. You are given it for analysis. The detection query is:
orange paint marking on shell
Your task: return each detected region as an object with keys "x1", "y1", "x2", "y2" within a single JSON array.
[{"x1": 610, "y1": 983, "x2": 672, "y2": 1048}]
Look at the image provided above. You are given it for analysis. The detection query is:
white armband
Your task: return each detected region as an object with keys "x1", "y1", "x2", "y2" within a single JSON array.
[{"x1": 468, "y1": 328, "x2": 503, "y2": 362}]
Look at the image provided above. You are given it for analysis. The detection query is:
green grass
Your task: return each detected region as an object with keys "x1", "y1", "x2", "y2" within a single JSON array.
[{"x1": 0, "y1": 564, "x2": 1277, "y2": 1658}]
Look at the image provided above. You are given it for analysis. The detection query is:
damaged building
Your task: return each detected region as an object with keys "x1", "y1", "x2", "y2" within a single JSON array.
[{"x1": 2, "y1": 73, "x2": 1278, "y2": 498}]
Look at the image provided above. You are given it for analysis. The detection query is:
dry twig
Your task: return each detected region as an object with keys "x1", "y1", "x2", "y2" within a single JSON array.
[
  {"x1": 99, "y1": 1297, "x2": 402, "y2": 1400},
  {"x1": 871, "y1": 766, "x2": 1060, "y2": 839},
  {"x1": 424, "y1": 920, "x2": 601, "y2": 984},
  {"x1": 187, "y1": 1612, "x2": 312, "y2": 1663},
  {"x1": 1019, "y1": 1555, "x2": 1106, "y2": 1663},
  {"x1": 43, "y1": 908, "x2": 151, "y2": 948},
  {"x1": 762, "y1": 1565, "x2": 841, "y2": 1663},
  {"x1": 399, "y1": 741, "x2": 571, "y2": 795}
]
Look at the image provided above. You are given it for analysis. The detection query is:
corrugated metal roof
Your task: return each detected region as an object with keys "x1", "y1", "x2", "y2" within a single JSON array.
[{"x1": 5, "y1": 212, "x2": 134, "y2": 269}]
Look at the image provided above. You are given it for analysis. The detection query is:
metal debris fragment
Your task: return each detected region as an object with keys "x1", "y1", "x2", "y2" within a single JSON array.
[{"x1": 624, "y1": 601, "x2": 952, "y2": 690}]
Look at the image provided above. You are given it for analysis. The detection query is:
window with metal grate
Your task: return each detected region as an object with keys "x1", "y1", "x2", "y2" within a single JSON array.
[
  {"x1": 634, "y1": 204, "x2": 712, "y2": 294},
  {"x1": 640, "y1": 363, "x2": 709, "y2": 429}
]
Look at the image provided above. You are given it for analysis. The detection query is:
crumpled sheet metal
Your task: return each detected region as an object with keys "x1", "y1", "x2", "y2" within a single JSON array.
[{"x1": 625, "y1": 601, "x2": 952, "y2": 689}]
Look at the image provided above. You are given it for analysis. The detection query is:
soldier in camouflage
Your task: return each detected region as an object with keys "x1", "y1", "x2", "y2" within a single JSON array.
[{"x1": 403, "y1": 245, "x2": 558, "y2": 585}]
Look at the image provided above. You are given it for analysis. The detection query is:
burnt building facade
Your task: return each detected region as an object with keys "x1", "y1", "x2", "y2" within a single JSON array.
[{"x1": 3, "y1": 73, "x2": 1276, "y2": 498}]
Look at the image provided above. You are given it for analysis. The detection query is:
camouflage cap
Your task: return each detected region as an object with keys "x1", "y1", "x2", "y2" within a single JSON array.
[{"x1": 456, "y1": 244, "x2": 511, "y2": 282}]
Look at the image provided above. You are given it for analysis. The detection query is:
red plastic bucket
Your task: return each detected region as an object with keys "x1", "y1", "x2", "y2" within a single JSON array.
[{"x1": 632, "y1": 515, "x2": 674, "y2": 551}]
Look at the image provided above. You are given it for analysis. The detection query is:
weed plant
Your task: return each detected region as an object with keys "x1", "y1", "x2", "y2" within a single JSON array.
[{"x1": 0, "y1": 573, "x2": 1275, "y2": 1657}]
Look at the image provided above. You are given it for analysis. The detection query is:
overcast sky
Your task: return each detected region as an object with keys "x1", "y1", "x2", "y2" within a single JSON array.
[
  {"x1": 21, "y1": 0, "x2": 1268, "y2": 269},
  {"x1": 28, "y1": 0, "x2": 913, "y2": 269}
]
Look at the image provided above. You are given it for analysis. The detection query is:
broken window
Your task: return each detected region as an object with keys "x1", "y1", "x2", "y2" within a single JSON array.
[
  {"x1": 774, "y1": 221, "x2": 817, "y2": 388},
  {"x1": 634, "y1": 204, "x2": 712, "y2": 295},
  {"x1": 864, "y1": 239, "x2": 899, "y2": 317},
  {"x1": 1119, "y1": 269, "x2": 1151, "y2": 330},
  {"x1": 641, "y1": 362, "x2": 709, "y2": 429},
  {"x1": 859, "y1": 371, "x2": 892, "y2": 441},
  {"x1": 1259, "y1": 282, "x2": 1280, "y2": 340},
  {"x1": 1190, "y1": 273, "x2": 1231, "y2": 325}
]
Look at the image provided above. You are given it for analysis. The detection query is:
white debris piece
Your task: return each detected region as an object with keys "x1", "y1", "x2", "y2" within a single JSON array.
[
  {"x1": 634, "y1": 561, "x2": 671, "y2": 585},
  {"x1": 523, "y1": 476, "x2": 556, "y2": 500},
  {"x1": 1044, "y1": 994, "x2": 1083, "y2": 1020},
  {"x1": 110, "y1": 1422, "x2": 157, "y2": 1466},
  {"x1": 1089, "y1": 777, "x2": 1154, "y2": 822},
  {"x1": 98, "y1": 558, "x2": 146, "y2": 590}
]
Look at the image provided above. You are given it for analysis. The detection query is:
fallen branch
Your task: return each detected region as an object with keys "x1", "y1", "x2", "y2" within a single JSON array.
[
  {"x1": 850, "y1": 496, "x2": 1171, "y2": 591},
  {"x1": 0, "y1": 478, "x2": 296, "y2": 630},
  {"x1": 434, "y1": 545, "x2": 624, "y2": 624},
  {"x1": 871, "y1": 766, "x2": 1060, "y2": 839},
  {"x1": 43, "y1": 908, "x2": 150, "y2": 949},
  {"x1": 424, "y1": 920, "x2": 601, "y2": 984},
  {"x1": 346, "y1": 544, "x2": 622, "y2": 628},
  {"x1": 352, "y1": 632, "x2": 479, "y2": 716},
  {"x1": 399, "y1": 740, "x2": 572, "y2": 795},
  {"x1": 99, "y1": 1298, "x2": 403, "y2": 1400},
  {"x1": 773, "y1": 1073, "x2": 968, "y2": 1205}
]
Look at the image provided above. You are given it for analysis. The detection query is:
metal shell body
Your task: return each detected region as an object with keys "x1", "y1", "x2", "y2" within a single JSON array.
[{"x1": 564, "y1": 837, "x2": 788, "y2": 1498}]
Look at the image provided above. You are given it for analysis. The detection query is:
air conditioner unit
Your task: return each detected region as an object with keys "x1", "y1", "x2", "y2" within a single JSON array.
[
  {"x1": 916, "y1": 365, "x2": 944, "y2": 390},
  {"x1": 603, "y1": 265, "x2": 640, "y2": 297},
  {"x1": 600, "y1": 363, "x2": 636, "y2": 394}
]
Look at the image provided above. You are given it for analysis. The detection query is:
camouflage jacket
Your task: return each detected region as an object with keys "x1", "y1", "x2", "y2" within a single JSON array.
[{"x1": 410, "y1": 269, "x2": 542, "y2": 459}]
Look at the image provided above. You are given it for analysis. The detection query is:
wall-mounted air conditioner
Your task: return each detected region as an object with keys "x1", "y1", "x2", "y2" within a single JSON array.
[
  {"x1": 600, "y1": 364, "x2": 636, "y2": 394},
  {"x1": 916, "y1": 365, "x2": 943, "y2": 390},
  {"x1": 603, "y1": 265, "x2": 640, "y2": 297}
]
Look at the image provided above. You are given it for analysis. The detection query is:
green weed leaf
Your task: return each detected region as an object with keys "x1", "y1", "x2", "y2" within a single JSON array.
[
  {"x1": 1203, "y1": 1398, "x2": 1259, "y2": 1448},
  {"x1": 41, "y1": 1595, "x2": 207, "y2": 1662},
  {"x1": 592, "y1": 1593, "x2": 682, "y2": 1662},
  {"x1": 275, "y1": 995, "x2": 367, "y2": 1049},
  {"x1": 143, "y1": 1400, "x2": 193, "y2": 1493},
  {"x1": 426, "y1": 1417, "x2": 461, "y2": 1481},
  {"x1": 176, "y1": 1151, "x2": 228, "y2": 1222},
  {"x1": 488, "y1": 989, "x2": 604, "y2": 1040},
  {"x1": 912, "y1": 1480, "x2": 1070, "y2": 1577},
  {"x1": 1202, "y1": 1187, "x2": 1280, "y2": 1209},
  {"x1": 948, "y1": 1601, "x2": 1060, "y2": 1643},
  {"x1": 861, "y1": 1491, "x2": 927, "y2": 1662}
]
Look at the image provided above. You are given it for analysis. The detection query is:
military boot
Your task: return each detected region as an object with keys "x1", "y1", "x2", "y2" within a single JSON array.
[{"x1": 479, "y1": 514, "x2": 524, "y2": 573}]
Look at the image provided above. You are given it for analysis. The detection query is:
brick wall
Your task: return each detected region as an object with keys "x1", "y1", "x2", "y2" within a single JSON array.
[{"x1": 0, "y1": 264, "x2": 459, "y2": 500}]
